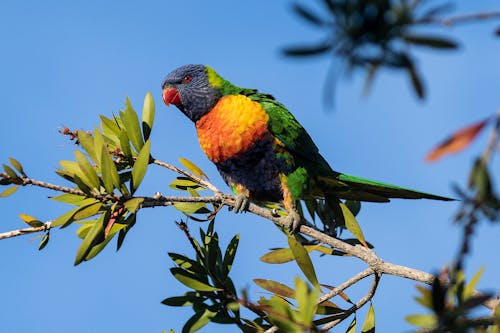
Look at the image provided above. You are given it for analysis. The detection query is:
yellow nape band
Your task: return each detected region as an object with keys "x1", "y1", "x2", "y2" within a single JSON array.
[{"x1": 205, "y1": 66, "x2": 223, "y2": 88}]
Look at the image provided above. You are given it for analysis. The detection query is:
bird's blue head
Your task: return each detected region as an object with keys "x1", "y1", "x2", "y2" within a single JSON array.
[{"x1": 161, "y1": 64, "x2": 222, "y2": 122}]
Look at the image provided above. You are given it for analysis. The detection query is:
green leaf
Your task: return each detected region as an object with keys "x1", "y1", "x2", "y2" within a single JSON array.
[
  {"x1": 131, "y1": 139, "x2": 151, "y2": 193},
  {"x1": 464, "y1": 266, "x2": 485, "y2": 300},
  {"x1": 121, "y1": 98, "x2": 144, "y2": 152},
  {"x1": 295, "y1": 277, "x2": 318, "y2": 328},
  {"x1": 74, "y1": 150, "x2": 100, "y2": 190},
  {"x1": 50, "y1": 193, "x2": 87, "y2": 205},
  {"x1": 58, "y1": 160, "x2": 81, "y2": 177},
  {"x1": 361, "y1": 303, "x2": 375, "y2": 333},
  {"x1": 260, "y1": 244, "x2": 321, "y2": 264},
  {"x1": 38, "y1": 233, "x2": 50, "y2": 250},
  {"x1": 18, "y1": 213, "x2": 44, "y2": 227},
  {"x1": 123, "y1": 197, "x2": 144, "y2": 213},
  {"x1": 118, "y1": 130, "x2": 133, "y2": 158},
  {"x1": 100, "y1": 145, "x2": 119, "y2": 193},
  {"x1": 170, "y1": 178, "x2": 203, "y2": 190},
  {"x1": 182, "y1": 308, "x2": 216, "y2": 333},
  {"x1": 3, "y1": 164, "x2": 18, "y2": 178},
  {"x1": 287, "y1": 235, "x2": 319, "y2": 286},
  {"x1": 141, "y1": 92, "x2": 155, "y2": 141},
  {"x1": 414, "y1": 285, "x2": 433, "y2": 309},
  {"x1": 85, "y1": 222, "x2": 126, "y2": 261},
  {"x1": 254, "y1": 279, "x2": 295, "y2": 299},
  {"x1": 222, "y1": 234, "x2": 239, "y2": 276},
  {"x1": 8, "y1": 157, "x2": 24, "y2": 175},
  {"x1": 403, "y1": 34, "x2": 458, "y2": 49},
  {"x1": 179, "y1": 157, "x2": 207, "y2": 178},
  {"x1": 340, "y1": 203, "x2": 367, "y2": 247},
  {"x1": 0, "y1": 185, "x2": 19, "y2": 197},
  {"x1": 161, "y1": 295, "x2": 202, "y2": 307},
  {"x1": 74, "y1": 212, "x2": 106, "y2": 265},
  {"x1": 170, "y1": 267, "x2": 221, "y2": 292},
  {"x1": 73, "y1": 202, "x2": 103, "y2": 220},
  {"x1": 169, "y1": 252, "x2": 206, "y2": 275},
  {"x1": 173, "y1": 202, "x2": 211, "y2": 215},
  {"x1": 346, "y1": 317, "x2": 356, "y2": 333},
  {"x1": 100, "y1": 115, "x2": 121, "y2": 136},
  {"x1": 405, "y1": 314, "x2": 437, "y2": 329},
  {"x1": 77, "y1": 130, "x2": 98, "y2": 164},
  {"x1": 51, "y1": 207, "x2": 80, "y2": 228}
]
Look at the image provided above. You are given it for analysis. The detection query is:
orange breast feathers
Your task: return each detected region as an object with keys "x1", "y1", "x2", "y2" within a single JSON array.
[{"x1": 195, "y1": 95, "x2": 270, "y2": 163}]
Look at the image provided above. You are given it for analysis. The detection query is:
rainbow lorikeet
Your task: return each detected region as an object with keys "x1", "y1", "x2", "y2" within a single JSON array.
[{"x1": 161, "y1": 64, "x2": 452, "y2": 230}]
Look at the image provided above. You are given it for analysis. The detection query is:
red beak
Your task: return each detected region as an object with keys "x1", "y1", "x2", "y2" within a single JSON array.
[{"x1": 162, "y1": 87, "x2": 181, "y2": 106}]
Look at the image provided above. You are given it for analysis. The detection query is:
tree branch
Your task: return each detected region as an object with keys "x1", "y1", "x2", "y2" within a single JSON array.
[
  {"x1": 418, "y1": 11, "x2": 500, "y2": 26},
  {"x1": 0, "y1": 222, "x2": 52, "y2": 240},
  {"x1": 321, "y1": 273, "x2": 381, "y2": 330}
]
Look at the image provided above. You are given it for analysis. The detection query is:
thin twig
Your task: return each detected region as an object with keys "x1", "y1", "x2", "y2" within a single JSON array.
[
  {"x1": 0, "y1": 222, "x2": 52, "y2": 240},
  {"x1": 317, "y1": 268, "x2": 375, "y2": 304},
  {"x1": 321, "y1": 273, "x2": 381, "y2": 330}
]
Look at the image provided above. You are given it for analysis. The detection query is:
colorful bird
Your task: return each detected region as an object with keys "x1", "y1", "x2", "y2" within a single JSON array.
[{"x1": 161, "y1": 64, "x2": 452, "y2": 230}]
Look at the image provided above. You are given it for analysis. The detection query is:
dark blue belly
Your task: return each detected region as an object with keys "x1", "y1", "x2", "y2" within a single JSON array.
[{"x1": 214, "y1": 135, "x2": 288, "y2": 202}]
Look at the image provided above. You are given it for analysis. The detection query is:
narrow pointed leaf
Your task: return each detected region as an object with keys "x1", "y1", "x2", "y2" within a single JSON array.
[
  {"x1": 182, "y1": 308, "x2": 216, "y2": 333},
  {"x1": 168, "y1": 252, "x2": 206, "y2": 275},
  {"x1": 464, "y1": 266, "x2": 485, "y2": 300},
  {"x1": 50, "y1": 193, "x2": 87, "y2": 205},
  {"x1": 426, "y1": 118, "x2": 490, "y2": 162},
  {"x1": 74, "y1": 212, "x2": 106, "y2": 265},
  {"x1": 361, "y1": 303, "x2": 375, "y2": 333},
  {"x1": 254, "y1": 278, "x2": 295, "y2": 298},
  {"x1": 407, "y1": 61, "x2": 425, "y2": 99},
  {"x1": 100, "y1": 146, "x2": 116, "y2": 193},
  {"x1": 73, "y1": 202, "x2": 103, "y2": 220},
  {"x1": 141, "y1": 92, "x2": 155, "y2": 141},
  {"x1": 131, "y1": 139, "x2": 150, "y2": 193},
  {"x1": 8, "y1": 158, "x2": 24, "y2": 175},
  {"x1": 123, "y1": 197, "x2": 144, "y2": 213},
  {"x1": 0, "y1": 185, "x2": 19, "y2": 197},
  {"x1": 292, "y1": 3, "x2": 325, "y2": 26},
  {"x1": 346, "y1": 317, "x2": 357, "y2": 333},
  {"x1": 283, "y1": 43, "x2": 332, "y2": 57},
  {"x1": 74, "y1": 150, "x2": 100, "y2": 190},
  {"x1": 222, "y1": 234, "x2": 239, "y2": 276},
  {"x1": 77, "y1": 130, "x2": 98, "y2": 163},
  {"x1": 100, "y1": 115, "x2": 121, "y2": 135},
  {"x1": 404, "y1": 34, "x2": 458, "y2": 49},
  {"x1": 121, "y1": 98, "x2": 144, "y2": 152},
  {"x1": 179, "y1": 157, "x2": 207, "y2": 178},
  {"x1": 288, "y1": 235, "x2": 319, "y2": 286},
  {"x1": 405, "y1": 314, "x2": 437, "y2": 328},
  {"x1": 170, "y1": 267, "x2": 221, "y2": 292},
  {"x1": 3, "y1": 164, "x2": 18, "y2": 178},
  {"x1": 38, "y1": 233, "x2": 50, "y2": 250},
  {"x1": 118, "y1": 130, "x2": 132, "y2": 158},
  {"x1": 340, "y1": 203, "x2": 367, "y2": 247},
  {"x1": 260, "y1": 244, "x2": 321, "y2": 264},
  {"x1": 92, "y1": 127, "x2": 105, "y2": 164},
  {"x1": 18, "y1": 213, "x2": 44, "y2": 227}
]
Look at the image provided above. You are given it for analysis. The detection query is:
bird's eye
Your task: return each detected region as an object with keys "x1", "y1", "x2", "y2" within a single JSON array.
[{"x1": 183, "y1": 75, "x2": 192, "y2": 83}]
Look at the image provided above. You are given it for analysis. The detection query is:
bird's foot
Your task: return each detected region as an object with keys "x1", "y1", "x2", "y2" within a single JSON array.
[
  {"x1": 233, "y1": 194, "x2": 250, "y2": 213},
  {"x1": 284, "y1": 210, "x2": 302, "y2": 233}
]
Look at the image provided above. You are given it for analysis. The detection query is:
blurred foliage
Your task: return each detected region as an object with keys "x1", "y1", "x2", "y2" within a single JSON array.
[
  {"x1": 407, "y1": 266, "x2": 499, "y2": 332},
  {"x1": 285, "y1": 0, "x2": 500, "y2": 100}
]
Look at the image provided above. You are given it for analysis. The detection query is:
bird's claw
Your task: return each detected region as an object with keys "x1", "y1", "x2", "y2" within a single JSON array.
[
  {"x1": 284, "y1": 210, "x2": 302, "y2": 233},
  {"x1": 233, "y1": 194, "x2": 250, "y2": 213}
]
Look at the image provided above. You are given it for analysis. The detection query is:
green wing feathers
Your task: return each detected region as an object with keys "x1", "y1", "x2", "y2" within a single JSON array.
[{"x1": 323, "y1": 173, "x2": 455, "y2": 202}]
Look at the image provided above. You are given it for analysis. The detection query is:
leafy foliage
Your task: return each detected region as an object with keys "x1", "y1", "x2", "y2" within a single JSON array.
[
  {"x1": 407, "y1": 266, "x2": 499, "y2": 332},
  {"x1": 286, "y1": 0, "x2": 469, "y2": 99}
]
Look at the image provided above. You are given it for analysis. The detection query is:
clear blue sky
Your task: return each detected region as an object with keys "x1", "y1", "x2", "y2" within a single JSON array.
[{"x1": 1, "y1": 1, "x2": 499, "y2": 332}]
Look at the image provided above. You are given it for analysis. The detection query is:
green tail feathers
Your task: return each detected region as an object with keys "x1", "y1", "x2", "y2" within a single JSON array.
[{"x1": 319, "y1": 173, "x2": 455, "y2": 203}]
